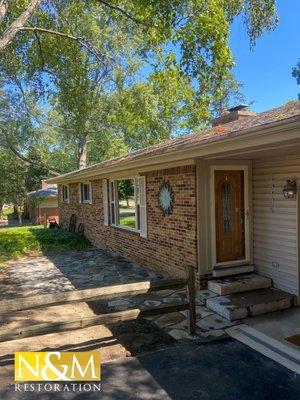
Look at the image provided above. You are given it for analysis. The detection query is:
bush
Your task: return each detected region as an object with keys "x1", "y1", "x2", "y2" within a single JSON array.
[{"x1": 0, "y1": 226, "x2": 91, "y2": 266}]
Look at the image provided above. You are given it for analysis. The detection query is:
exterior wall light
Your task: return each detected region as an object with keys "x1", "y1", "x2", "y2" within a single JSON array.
[{"x1": 283, "y1": 179, "x2": 297, "y2": 199}]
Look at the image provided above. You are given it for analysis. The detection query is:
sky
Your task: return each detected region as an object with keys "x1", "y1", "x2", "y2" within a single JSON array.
[{"x1": 230, "y1": 0, "x2": 300, "y2": 112}]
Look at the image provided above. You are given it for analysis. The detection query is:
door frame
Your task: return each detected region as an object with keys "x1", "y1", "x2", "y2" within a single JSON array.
[{"x1": 210, "y1": 165, "x2": 250, "y2": 268}]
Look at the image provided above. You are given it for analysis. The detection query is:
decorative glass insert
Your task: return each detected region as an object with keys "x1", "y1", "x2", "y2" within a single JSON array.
[{"x1": 221, "y1": 181, "x2": 232, "y2": 233}]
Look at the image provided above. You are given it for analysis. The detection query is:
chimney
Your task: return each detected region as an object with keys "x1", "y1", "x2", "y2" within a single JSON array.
[
  {"x1": 212, "y1": 104, "x2": 256, "y2": 127},
  {"x1": 41, "y1": 180, "x2": 50, "y2": 189}
]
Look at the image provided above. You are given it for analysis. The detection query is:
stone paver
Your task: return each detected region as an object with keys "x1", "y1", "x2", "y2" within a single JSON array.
[{"x1": 0, "y1": 248, "x2": 230, "y2": 341}]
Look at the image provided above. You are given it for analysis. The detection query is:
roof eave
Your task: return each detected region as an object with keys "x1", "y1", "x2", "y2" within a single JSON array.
[{"x1": 47, "y1": 117, "x2": 300, "y2": 184}]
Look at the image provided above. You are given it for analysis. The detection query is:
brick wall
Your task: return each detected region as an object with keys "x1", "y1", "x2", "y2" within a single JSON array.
[{"x1": 59, "y1": 165, "x2": 197, "y2": 278}]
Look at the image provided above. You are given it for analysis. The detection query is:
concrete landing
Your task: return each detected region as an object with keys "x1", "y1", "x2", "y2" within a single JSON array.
[
  {"x1": 212, "y1": 264, "x2": 254, "y2": 278},
  {"x1": 206, "y1": 288, "x2": 294, "y2": 321},
  {"x1": 207, "y1": 274, "x2": 272, "y2": 295}
]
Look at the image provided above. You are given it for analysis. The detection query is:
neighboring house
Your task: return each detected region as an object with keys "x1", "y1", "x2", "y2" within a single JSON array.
[
  {"x1": 25, "y1": 181, "x2": 59, "y2": 224},
  {"x1": 48, "y1": 101, "x2": 300, "y2": 319}
]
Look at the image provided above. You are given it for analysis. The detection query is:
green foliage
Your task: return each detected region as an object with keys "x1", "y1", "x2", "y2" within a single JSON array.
[
  {"x1": 292, "y1": 60, "x2": 300, "y2": 100},
  {"x1": 117, "y1": 179, "x2": 134, "y2": 201},
  {"x1": 0, "y1": 0, "x2": 279, "y2": 175},
  {"x1": 119, "y1": 215, "x2": 136, "y2": 228},
  {"x1": 0, "y1": 226, "x2": 91, "y2": 266},
  {"x1": 0, "y1": 148, "x2": 49, "y2": 221}
]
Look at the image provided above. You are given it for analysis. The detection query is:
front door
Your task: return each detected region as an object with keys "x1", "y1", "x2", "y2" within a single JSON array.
[{"x1": 215, "y1": 170, "x2": 245, "y2": 263}]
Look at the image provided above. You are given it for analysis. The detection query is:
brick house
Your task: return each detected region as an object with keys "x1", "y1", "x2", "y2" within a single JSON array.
[
  {"x1": 48, "y1": 101, "x2": 300, "y2": 317},
  {"x1": 25, "y1": 181, "x2": 59, "y2": 224}
]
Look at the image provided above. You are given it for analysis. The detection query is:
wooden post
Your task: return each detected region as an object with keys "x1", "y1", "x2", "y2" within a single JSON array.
[
  {"x1": 186, "y1": 265, "x2": 197, "y2": 335},
  {"x1": 43, "y1": 213, "x2": 47, "y2": 228}
]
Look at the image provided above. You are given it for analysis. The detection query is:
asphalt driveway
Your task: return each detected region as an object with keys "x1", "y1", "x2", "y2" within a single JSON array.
[{"x1": 2, "y1": 338, "x2": 300, "y2": 400}]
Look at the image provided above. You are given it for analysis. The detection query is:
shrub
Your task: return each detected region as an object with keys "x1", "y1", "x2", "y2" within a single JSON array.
[{"x1": 0, "y1": 226, "x2": 91, "y2": 266}]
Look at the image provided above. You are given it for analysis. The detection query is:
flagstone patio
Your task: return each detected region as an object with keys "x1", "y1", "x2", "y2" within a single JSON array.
[{"x1": 0, "y1": 248, "x2": 235, "y2": 342}]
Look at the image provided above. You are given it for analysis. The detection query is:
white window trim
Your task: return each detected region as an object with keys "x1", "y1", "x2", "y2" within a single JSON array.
[
  {"x1": 79, "y1": 182, "x2": 93, "y2": 204},
  {"x1": 108, "y1": 177, "x2": 141, "y2": 234},
  {"x1": 61, "y1": 184, "x2": 70, "y2": 203}
]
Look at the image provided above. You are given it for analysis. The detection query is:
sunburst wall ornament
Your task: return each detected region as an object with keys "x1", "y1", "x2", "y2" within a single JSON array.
[{"x1": 158, "y1": 181, "x2": 174, "y2": 216}]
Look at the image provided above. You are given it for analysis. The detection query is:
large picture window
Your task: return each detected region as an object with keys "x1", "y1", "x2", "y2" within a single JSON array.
[{"x1": 105, "y1": 177, "x2": 146, "y2": 236}]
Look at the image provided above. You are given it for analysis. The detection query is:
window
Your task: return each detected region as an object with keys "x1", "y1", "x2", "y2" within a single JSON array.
[
  {"x1": 61, "y1": 185, "x2": 69, "y2": 203},
  {"x1": 117, "y1": 179, "x2": 136, "y2": 229},
  {"x1": 79, "y1": 182, "x2": 92, "y2": 204},
  {"x1": 109, "y1": 181, "x2": 116, "y2": 225},
  {"x1": 104, "y1": 177, "x2": 147, "y2": 237}
]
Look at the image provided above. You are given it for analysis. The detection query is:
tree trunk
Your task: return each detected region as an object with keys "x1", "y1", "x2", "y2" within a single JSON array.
[
  {"x1": 0, "y1": 0, "x2": 42, "y2": 52},
  {"x1": 0, "y1": 202, "x2": 3, "y2": 220},
  {"x1": 78, "y1": 134, "x2": 88, "y2": 170},
  {"x1": 17, "y1": 210, "x2": 22, "y2": 226}
]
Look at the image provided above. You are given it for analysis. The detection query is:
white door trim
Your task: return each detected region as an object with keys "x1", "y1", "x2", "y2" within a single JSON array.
[{"x1": 210, "y1": 165, "x2": 250, "y2": 268}]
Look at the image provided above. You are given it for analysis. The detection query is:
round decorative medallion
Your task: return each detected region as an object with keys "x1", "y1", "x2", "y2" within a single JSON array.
[{"x1": 158, "y1": 181, "x2": 174, "y2": 216}]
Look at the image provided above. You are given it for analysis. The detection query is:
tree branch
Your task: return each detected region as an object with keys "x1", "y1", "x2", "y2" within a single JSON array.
[
  {"x1": 0, "y1": 0, "x2": 8, "y2": 24},
  {"x1": 20, "y1": 27, "x2": 106, "y2": 63},
  {"x1": 1, "y1": 131, "x2": 61, "y2": 176},
  {"x1": 33, "y1": 30, "x2": 46, "y2": 70},
  {"x1": 97, "y1": 0, "x2": 141, "y2": 24},
  {"x1": 0, "y1": 0, "x2": 42, "y2": 52}
]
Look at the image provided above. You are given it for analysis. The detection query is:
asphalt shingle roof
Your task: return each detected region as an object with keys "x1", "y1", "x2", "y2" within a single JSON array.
[
  {"x1": 51, "y1": 100, "x2": 300, "y2": 181},
  {"x1": 27, "y1": 185, "x2": 58, "y2": 198}
]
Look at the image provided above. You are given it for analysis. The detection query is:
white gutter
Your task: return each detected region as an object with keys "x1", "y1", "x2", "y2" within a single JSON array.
[{"x1": 48, "y1": 117, "x2": 300, "y2": 184}]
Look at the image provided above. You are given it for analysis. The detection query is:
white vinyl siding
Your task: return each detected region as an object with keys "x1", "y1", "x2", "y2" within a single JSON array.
[{"x1": 253, "y1": 155, "x2": 300, "y2": 295}]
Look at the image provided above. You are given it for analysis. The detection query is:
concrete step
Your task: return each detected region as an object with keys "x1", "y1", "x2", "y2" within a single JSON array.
[
  {"x1": 207, "y1": 274, "x2": 272, "y2": 295},
  {"x1": 206, "y1": 288, "x2": 295, "y2": 321},
  {"x1": 212, "y1": 264, "x2": 254, "y2": 278}
]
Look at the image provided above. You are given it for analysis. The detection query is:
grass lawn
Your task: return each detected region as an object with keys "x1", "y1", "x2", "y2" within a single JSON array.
[
  {"x1": 119, "y1": 214, "x2": 136, "y2": 228},
  {"x1": 0, "y1": 226, "x2": 91, "y2": 267}
]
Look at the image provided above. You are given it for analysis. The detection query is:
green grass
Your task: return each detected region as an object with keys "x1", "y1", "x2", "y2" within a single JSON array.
[
  {"x1": 0, "y1": 226, "x2": 91, "y2": 267},
  {"x1": 119, "y1": 215, "x2": 136, "y2": 228}
]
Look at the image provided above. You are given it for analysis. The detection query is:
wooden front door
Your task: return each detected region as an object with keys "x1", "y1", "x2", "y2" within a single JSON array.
[{"x1": 215, "y1": 170, "x2": 245, "y2": 263}]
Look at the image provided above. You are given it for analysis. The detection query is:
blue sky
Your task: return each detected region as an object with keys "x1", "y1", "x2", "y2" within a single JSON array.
[{"x1": 230, "y1": 0, "x2": 300, "y2": 112}]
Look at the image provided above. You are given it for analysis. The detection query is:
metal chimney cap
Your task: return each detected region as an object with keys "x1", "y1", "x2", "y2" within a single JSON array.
[{"x1": 228, "y1": 104, "x2": 249, "y2": 112}]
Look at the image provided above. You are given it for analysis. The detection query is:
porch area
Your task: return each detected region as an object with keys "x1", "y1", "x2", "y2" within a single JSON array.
[{"x1": 196, "y1": 138, "x2": 300, "y2": 323}]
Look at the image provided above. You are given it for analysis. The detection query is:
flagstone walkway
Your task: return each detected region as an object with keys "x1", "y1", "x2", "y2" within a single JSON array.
[{"x1": 0, "y1": 248, "x2": 237, "y2": 341}]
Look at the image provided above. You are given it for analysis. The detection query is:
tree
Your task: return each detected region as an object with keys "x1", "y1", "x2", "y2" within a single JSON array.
[
  {"x1": 292, "y1": 60, "x2": 300, "y2": 99},
  {"x1": 0, "y1": 0, "x2": 279, "y2": 173},
  {"x1": 0, "y1": 150, "x2": 27, "y2": 224},
  {"x1": 117, "y1": 179, "x2": 134, "y2": 207}
]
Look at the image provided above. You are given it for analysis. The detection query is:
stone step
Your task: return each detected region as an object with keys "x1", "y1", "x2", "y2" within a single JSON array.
[
  {"x1": 212, "y1": 264, "x2": 254, "y2": 278},
  {"x1": 206, "y1": 288, "x2": 295, "y2": 321},
  {"x1": 207, "y1": 274, "x2": 272, "y2": 295}
]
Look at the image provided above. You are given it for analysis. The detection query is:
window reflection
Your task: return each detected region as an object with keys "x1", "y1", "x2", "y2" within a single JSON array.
[{"x1": 117, "y1": 179, "x2": 136, "y2": 228}]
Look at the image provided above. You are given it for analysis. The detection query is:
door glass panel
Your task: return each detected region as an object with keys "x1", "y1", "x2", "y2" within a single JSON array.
[{"x1": 221, "y1": 181, "x2": 232, "y2": 233}]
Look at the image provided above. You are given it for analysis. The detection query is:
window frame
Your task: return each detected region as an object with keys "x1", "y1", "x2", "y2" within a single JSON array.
[
  {"x1": 79, "y1": 182, "x2": 92, "y2": 204},
  {"x1": 109, "y1": 177, "x2": 140, "y2": 233},
  {"x1": 61, "y1": 185, "x2": 69, "y2": 203}
]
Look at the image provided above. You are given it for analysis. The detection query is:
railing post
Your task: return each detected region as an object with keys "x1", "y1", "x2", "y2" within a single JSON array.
[{"x1": 186, "y1": 265, "x2": 196, "y2": 335}]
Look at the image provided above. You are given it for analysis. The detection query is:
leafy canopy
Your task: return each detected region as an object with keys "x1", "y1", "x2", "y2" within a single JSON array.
[{"x1": 0, "y1": 0, "x2": 278, "y2": 175}]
